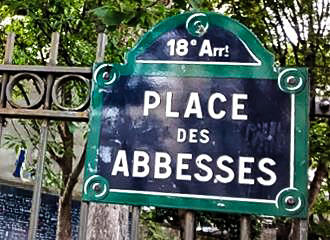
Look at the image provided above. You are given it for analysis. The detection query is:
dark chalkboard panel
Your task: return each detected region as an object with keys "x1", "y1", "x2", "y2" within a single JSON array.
[{"x1": 0, "y1": 184, "x2": 80, "y2": 240}]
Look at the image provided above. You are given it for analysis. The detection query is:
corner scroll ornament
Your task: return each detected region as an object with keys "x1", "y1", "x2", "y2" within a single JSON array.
[
  {"x1": 186, "y1": 13, "x2": 209, "y2": 37},
  {"x1": 93, "y1": 64, "x2": 119, "y2": 88},
  {"x1": 275, "y1": 188, "x2": 306, "y2": 215},
  {"x1": 278, "y1": 68, "x2": 306, "y2": 94},
  {"x1": 84, "y1": 175, "x2": 109, "y2": 201}
]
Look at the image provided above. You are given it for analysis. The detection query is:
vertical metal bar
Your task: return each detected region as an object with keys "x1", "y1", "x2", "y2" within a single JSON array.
[
  {"x1": 44, "y1": 33, "x2": 59, "y2": 108},
  {"x1": 27, "y1": 121, "x2": 49, "y2": 240},
  {"x1": 95, "y1": 33, "x2": 107, "y2": 63},
  {"x1": 130, "y1": 206, "x2": 140, "y2": 240},
  {"x1": 78, "y1": 202, "x2": 89, "y2": 240},
  {"x1": 3, "y1": 33, "x2": 15, "y2": 65},
  {"x1": 184, "y1": 210, "x2": 195, "y2": 240},
  {"x1": 298, "y1": 219, "x2": 308, "y2": 240},
  {"x1": 0, "y1": 33, "x2": 15, "y2": 145},
  {"x1": 79, "y1": 32, "x2": 107, "y2": 240},
  {"x1": 240, "y1": 215, "x2": 251, "y2": 240},
  {"x1": 28, "y1": 32, "x2": 59, "y2": 240},
  {"x1": 128, "y1": 206, "x2": 133, "y2": 237}
]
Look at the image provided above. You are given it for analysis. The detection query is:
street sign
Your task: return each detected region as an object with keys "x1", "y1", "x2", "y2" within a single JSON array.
[{"x1": 83, "y1": 12, "x2": 308, "y2": 218}]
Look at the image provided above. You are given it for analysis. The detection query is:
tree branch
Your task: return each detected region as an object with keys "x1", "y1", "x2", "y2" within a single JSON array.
[
  {"x1": 62, "y1": 141, "x2": 87, "y2": 203},
  {"x1": 10, "y1": 120, "x2": 25, "y2": 143},
  {"x1": 71, "y1": 141, "x2": 87, "y2": 184},
  {"x1": 308, "y1": 161, "x2": 328, "y2": 213},
  {"x1": 270, "y1": 2, "x2": 289, "y2": 64},
  {"x1": 320, "y1": 1, "x2": 330, "y2": 36},
  {"x1": 57, "y1": 123, "x2": 67, "y2": 143},
  {"x1": 47, "y1": 143, "x2": 62, "y2": 166},
  {"x1": 16, "y1": 82, "x2": 31, "y2": 106},
  {"x1": 19, "y1": 120, "x2": 34, "y2": 143},
  {"x1": 39, "y1": 48, "x2": 46, "y2": 65}
]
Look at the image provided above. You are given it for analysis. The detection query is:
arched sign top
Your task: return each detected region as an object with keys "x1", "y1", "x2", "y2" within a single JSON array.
[{"x1": 126, "y1": 12, "x2": 274, "y2": 69}]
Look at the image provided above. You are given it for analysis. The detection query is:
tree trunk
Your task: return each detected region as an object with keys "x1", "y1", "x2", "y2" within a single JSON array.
[
  {"x1": 86, "y1": 203, "x2": 129, "y2": 240},
  {"x1": 308, "y1": 161, "x2": 328, "y2": 212},
  {"x1": 57, "y1": 195, "x2": 73, "y2": 240},
  {"x1": 289, "y1": 219, "x2": 308, "y2": 240}
]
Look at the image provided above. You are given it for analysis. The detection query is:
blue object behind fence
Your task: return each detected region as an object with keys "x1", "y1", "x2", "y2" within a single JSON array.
[{"x1": 12, "y1": 149, "x2": 26, "y2": 178}]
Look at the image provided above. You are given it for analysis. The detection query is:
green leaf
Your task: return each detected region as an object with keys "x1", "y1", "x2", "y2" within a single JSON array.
[
  {"x1": 92, "y1": 7, "x2": 134, "y2": 26},
  {"x1": 173, "y1": 0, "x2": 187, "y2": 9}
]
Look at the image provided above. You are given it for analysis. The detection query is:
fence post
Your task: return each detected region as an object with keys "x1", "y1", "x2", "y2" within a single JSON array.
[
  {"x1": 79, "y1": 202, "x2": 89, "y2": 240},
  {"x1": 27, "y1": 32, "x2": 60, "y2": 240},
  {"x1": 240, "y1": 215, "x2": 251, "y2": 240},
  {"x1": 290, "y1": 219, "x2": 308, "y2": 240},
  {"x1": 78, "y1": 32, "x2": 107, "y2": 240},
  {"x1": 130, "y1": 206, "x2": 140, "y2": 240},
  {"x1": 0, "y1": 32, "x2": 15, "y2": 145},
  {"x1": 298, "y1": 219, "x2": 308, "y2": 240},
  {"x1": 184, "y1": 210, "x2": 195, "y2": 240}
]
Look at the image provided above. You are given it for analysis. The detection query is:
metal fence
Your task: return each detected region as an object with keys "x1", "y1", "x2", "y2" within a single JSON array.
[
  {"x1": 0, "y1": 32, "x2": 92, "y2": 240},
  {"x1": 0, "y1": 32, "x2": 308, "y2": 240}
]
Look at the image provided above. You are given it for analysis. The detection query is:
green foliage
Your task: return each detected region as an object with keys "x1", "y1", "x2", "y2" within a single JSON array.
[
  {"x1": 313, "y1": 183, "x2": 330, "y2": 216},
  {"x1": 93, "y1": 0, "x2": 179, "y2": 27},
  {"x1": 1, "y1": 0, "x2": 97, "y2": 65},
  {"x1": 3, "y1": 134, "x2": 27, "y2": 153},
  {"x1": 91, "y1": 0, "x2": 180, "y2": 63},
  {"x1": 310, "y1": 120, "x2": 330, "y2": 167},
  {"x1": 196, "y1": 211, "x2": 241, "y2": 239},
  {"x1": 140, "y1": 208, "x2": 179, "y2": 240},
  {"x1": 309, "y1": 191, "x2": 330, "y2": 239},
  {"x1": 309, "y1": 119, "x2": 330, "y2": 238}
]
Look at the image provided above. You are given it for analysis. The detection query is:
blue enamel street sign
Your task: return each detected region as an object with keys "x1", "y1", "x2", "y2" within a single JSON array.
[{"x1": 83, "y1": 12, "x2": 309, "y2": 218}]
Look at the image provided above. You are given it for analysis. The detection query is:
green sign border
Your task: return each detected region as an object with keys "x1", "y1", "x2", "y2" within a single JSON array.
[{"x1": 83, "y1": 12, "x2": 309, "y2": 218}]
